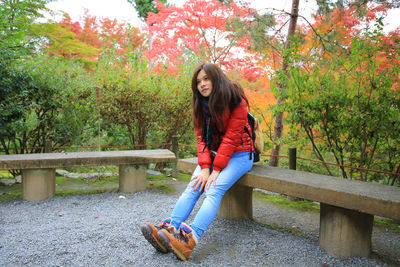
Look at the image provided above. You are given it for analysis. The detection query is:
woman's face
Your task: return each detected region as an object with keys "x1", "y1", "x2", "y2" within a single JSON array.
[{"x1": 197, "y1": 69, "x2": 213, "y2": 97}]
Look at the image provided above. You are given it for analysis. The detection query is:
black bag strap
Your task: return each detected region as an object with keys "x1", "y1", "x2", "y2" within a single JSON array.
[{"x1": 244, "y1": 126, "x2": 253, "y2": 160}]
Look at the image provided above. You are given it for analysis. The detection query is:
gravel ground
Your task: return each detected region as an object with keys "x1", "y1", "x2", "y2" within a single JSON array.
[{"x1": 0, "y1": 182, "x2": 399, "y2": 267}]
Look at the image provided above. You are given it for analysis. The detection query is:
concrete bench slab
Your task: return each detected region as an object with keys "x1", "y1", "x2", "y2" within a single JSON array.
[
  {"x1": 0, "y1": 149, "x2": 176, "y2": 201},
  {"x1": 0, "y1": 150, "x2": 175, "y2": 169},
  {"x1": 178, "y1": 157, "x2": 400, "y2": 259}
]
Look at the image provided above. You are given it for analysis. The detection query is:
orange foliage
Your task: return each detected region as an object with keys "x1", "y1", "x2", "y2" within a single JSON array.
[
  {"x1": 244, "y1": 87, "x2": 275, "y2": 131},
  {"x1": 57, "y1": 11, "x2": 145, "y2": 62},
  {"x1": 145, "y1": 0, "x2": 265, "y2": 80}
]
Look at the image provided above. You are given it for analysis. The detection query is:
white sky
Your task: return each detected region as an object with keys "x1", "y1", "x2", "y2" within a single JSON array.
[{"x1": 46, "y1": 0, "x2": 399, "y2": 32}]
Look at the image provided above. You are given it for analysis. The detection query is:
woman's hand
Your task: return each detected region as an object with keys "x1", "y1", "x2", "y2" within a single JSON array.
[
  {"x1": 205, "y1": 170, "x2": 220, "y2": 191},
  {"x1": 191, "y1": 168, "x2": 210, "y2": 192}
]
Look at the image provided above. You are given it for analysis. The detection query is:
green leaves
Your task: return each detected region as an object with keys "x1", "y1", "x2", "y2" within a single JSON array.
[
  {"x1": 94, "y1": 45, "x2": 194, "y2": 146},
  {"x1": 0, "y1": 0, "x2": 49, "y2": 61},
  {"x1": 283, "y1": 25, "x2": 400, "y2": 183},
  {"x1": 0, "y1": 56, "x2": 97, "y2": 155}
]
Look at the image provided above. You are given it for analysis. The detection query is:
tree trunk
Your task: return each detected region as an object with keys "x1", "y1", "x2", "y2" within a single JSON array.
[{"x1": 269, "y1": 0, "x2": 300, "y2": 167}]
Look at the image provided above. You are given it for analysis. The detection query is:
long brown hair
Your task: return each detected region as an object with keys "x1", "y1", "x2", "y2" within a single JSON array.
[{"x1": 191, "y1": 63, "x2": 249, "y2": 131}]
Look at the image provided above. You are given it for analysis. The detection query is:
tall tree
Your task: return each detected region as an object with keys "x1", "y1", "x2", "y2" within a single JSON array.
[
  {"x1": 282, "y1": 10, "x2": 399, "y2": 183},
  {"x1": 269, "y1": 0, "x2": 300, "y2": 167}
]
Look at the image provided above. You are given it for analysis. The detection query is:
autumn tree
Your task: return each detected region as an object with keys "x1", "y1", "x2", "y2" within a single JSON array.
[
  {"x1": 63, "y1": 11, "x2": 145, "y2": 53},
  {"x1": 255, "y1": 0, "x2": 399, "y2": 167},
  {"x1": 36, "y1": 12, "x2": 145, "y2": 68},
  {"x1": 268, "y1": 0, "x2": 300, "y2": 167},
  {"x1": 32, "y1": 21, "x2": 100, "y2": 68},
  {"x1": 144, "y1": 0, "x2": 272, "y2": 79},
  {"x1": 282, "y1": 5, "x2": 400, "y2": 184}
]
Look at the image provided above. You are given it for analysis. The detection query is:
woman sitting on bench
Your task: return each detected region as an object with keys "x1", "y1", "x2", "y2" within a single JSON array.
[{"x1": 140, "y1": 63, "x2": 255, "y2": 261}]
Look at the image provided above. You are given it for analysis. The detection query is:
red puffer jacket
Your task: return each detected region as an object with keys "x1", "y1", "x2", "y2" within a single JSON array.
[{"x1": 196, "y1": 97, "x2": 253, "y2": 171}]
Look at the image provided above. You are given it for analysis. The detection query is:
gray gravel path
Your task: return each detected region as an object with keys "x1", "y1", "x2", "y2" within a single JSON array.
[{"x1": 0, "y1": 184, "x2": 399, "y2": 266}]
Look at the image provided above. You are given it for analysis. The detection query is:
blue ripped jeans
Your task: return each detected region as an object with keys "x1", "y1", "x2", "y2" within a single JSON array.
[{"x1": 169, "y1": 152, "x2": 253, "y2": 239}]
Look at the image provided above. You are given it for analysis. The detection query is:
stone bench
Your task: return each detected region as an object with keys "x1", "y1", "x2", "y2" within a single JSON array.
[
  {"x1": 0, "y1": 149, "x2": 176, "y2": 202},
  {"x1": 177, "y1": 157, "x2": 400, "y2": 259}
]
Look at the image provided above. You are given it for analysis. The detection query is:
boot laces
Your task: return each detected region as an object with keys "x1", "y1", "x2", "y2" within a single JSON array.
[
  {"x1": 174, "y1": 227, "x2": 190, "y2": 243},
  {"x1": 157, "y1": 218, "x2": 172, "y2": 231}
]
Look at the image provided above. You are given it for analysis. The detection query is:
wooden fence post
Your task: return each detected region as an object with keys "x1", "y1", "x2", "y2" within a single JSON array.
[
  {"x1": 45, "y1": 139, "x2": 53, "y2": 153},
  {"x1": 288, "y1": 147, "x2": 301, "y2": 201},
  {"x1": 289, "y1": 147, "x2": 297, "y2": 170},
  {"x1": 172, "y1": 136, "x2": 179, "y2": 177}
]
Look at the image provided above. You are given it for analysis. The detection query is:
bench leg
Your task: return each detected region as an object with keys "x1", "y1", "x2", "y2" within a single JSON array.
[
  {"x1": 217, "y1": 183, "x2": 253, "y2": 220},
  {"x1": 319, "y1": 203, "x2": 373, "y2": 258},
  {"x1": 119, "y1": 164, "x2": 146, "y2": 193},
  {"x1": 22, "y1": 169, "x2": 55, "y2": 201}
]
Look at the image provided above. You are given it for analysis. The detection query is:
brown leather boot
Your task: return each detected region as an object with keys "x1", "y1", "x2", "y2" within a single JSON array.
[
  {"x1": 140, "y1": 218, "x2": 176, "y2": 253},
  {"x1": 158, "y1": 222, "x2": 198, "y2": 261}
]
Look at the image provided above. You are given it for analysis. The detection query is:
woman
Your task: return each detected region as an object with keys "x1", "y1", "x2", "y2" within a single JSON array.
[{"x1": 140, "y1": 63, "x2": 254, "y2": 261}]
